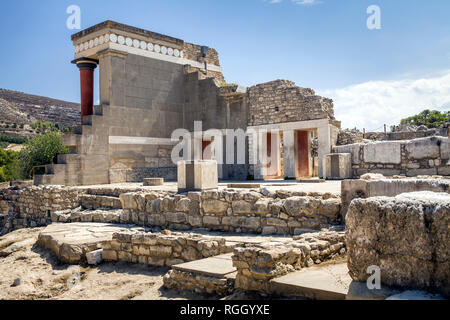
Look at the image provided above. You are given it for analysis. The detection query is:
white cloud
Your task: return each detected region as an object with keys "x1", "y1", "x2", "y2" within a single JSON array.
[
  {"x1": 292, "y1": 0, "x2": 322, "y2": 5},
  {"x1": 264, "y1": 0, "x2": 283, "y2": 3},
  {"x1": 319, "y1": 71, "x2": 450, "y2": 131}
]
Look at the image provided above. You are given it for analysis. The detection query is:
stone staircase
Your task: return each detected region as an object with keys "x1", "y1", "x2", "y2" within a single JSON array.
[
  {"x1": 51, "y1": 189, "x2": 126, "y2": 224},
  {"x1": 34, "y1": 105, "x2": 110, "y2": 186}
]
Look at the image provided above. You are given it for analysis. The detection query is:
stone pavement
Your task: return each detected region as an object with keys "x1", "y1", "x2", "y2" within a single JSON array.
[
  {"x1": 37, "y1": 223, "x2": 144, "y2": 264},
  {"x1": 71, "y1": 180, "x2": 342, "y2": 195},
  {"x1": 172, "y1": 253, "x2": 235, "y2": 278},
  {"x1": 270, "y1": 262, "x2": 352, "y2": 300}
]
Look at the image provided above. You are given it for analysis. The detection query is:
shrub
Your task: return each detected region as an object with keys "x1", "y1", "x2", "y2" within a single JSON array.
[
  {"x1": 0, "y1": 149, "x2": 20, "y2": 182},
  {"x1": 400, "y1": 110, "x2": 450, "y2": 128},
  {"x1": 18, "y1": 132, "x2": 69, "y2": 179}
]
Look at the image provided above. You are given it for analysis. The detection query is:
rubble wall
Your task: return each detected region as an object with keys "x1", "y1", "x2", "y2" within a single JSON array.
[
  {"x1": 247, "y1": 80, "x2": 335, "y2": 126},
  {"x1": 102, "y1": 231, "x2": 234, "y2": 267},
  {"x1": 119, "y1": 189, "x2": 342, "y2": 235},
  {"x1": 232, "y1": 231, "x2": 346, "y2": 292},
  {"x1": 0, "y1": 186, "x2": 83, "y2": 235}
]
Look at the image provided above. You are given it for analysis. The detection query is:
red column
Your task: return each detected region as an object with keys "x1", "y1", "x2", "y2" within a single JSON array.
[{"x1": 72, "y1": 58, "x2": 98, "y2": 125}]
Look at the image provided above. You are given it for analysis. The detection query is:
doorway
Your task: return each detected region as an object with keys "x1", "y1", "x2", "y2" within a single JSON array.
[
  {"x1": 264, "y1": 132, "x2": 282, "y2": 179},
  {"x1": 295, "y1": 130, "x2": 312, "y2": 178}
]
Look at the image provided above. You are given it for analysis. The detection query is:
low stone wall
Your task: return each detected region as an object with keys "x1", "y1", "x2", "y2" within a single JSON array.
[
  {"x1": 341, "y1": 177, "x2": 450, "y2": 220},
  {"x1": 333, "y1": 136, "x2": 449, "y2": 177},
  {"x1": 0, "y1": 186, "x2": 83, "y2": 235},
  {"x1": 232, "y1": 231, "x2": 346, "y2": 293},
  {"x1": 102, "y1": 231, "x2": 235, "y2": 267},
  {"x1": 163, "y1": 269, "x2": 235, "y2": 296},
  {"x1": 346, "y1": 192, "x2": 450, "y2": 296},
  {"x1": 119, "y1": 189, "x2": 342, "y2": 235}
]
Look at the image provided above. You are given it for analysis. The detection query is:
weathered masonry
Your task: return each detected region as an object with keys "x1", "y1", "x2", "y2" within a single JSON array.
[{"x1": 34, "y1": 21, "x2": 339, "y2": 186}]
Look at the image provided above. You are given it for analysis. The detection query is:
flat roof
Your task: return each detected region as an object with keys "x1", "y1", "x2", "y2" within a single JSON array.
[{"x1": 71, "y1": 20, "x2": 184, "y2": 46}]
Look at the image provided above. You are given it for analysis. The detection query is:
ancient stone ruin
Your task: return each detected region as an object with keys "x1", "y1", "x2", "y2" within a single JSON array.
[{"x1": 0, "y1": 20, "x2": 449, "y2": 300}]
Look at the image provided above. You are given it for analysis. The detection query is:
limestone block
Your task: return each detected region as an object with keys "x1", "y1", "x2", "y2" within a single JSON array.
[
  {"x1": 143, "y1": 178, "x2": 164, "y2": 186},
  {"x1": 101, "y1": 250, "x2": 117, "y2": 261},
  {"x1": 346, "y1": 192, "x2": 450, "y2": 295},
  {"x1": 323, "y1": 153, "x2": 352, "y2": 180},
  {"x1": 283, "y1": 196, "x2": 321, "y2": 217},
  {"x1": 406, "y1": 168, "x2": 437, "y2": 177},
  {"x1": 165, "y1": 212, "x2": 186, "y2": 224},
  {"x1": 439, "y1": 137, "x2": 449, "y2": 159},
  {"x1": 203, "y1": 216, "x2": 221, "y2": 226},
  {"x1": 202, "y1": 199, "x2": 228, "y2": 215},
  {"x1": 86, "y1": 249, "x2": 103, "y2": 265},
  {"x1": 332, "y1": 144, "x2": 361, "y2": 164},
  {"x1": 405, "y1": 137, "x2": 440, "y2": 160},
  {"x1": 363, "y1": 141, "x2": 401, "y2": 164},
  {"x1": 437, "y1": 165, "x2": 450, "y2": 176},
  {"x1": 177, "y1": 160, "x2": 218, "y2": 193},
  {"x1": 232, "y1": 200, "x2": 253, "y2": 215}
]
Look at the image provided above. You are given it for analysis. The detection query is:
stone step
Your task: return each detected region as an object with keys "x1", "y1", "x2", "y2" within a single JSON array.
[
  {"x1": 62, "y1": 133, "x2": 82, "y2": 147},
  {"x1": 57, "y1": 153, "x2": 82, "y2": 164},
  {"x1": 45, "y1": 163, "x2": 82, "y2": 175},
  {"x1": 34, "y1": 173, "x2": 82, "y2": 186},
  {"x1": 270, "y1": 263, "x2": 352, "y2": 300},
  {"x1": 164, "y1": 253, "x2": 236, "y2": 295},
  {"x1": 172, "y1": 253, "x2": 236, "y2": 278},
  {"x1": 81, "y1": 194, "x2": 122, "y2": 209},
  {"x1": 51, "y1": 209, "x2": 124, "y2": 224}
]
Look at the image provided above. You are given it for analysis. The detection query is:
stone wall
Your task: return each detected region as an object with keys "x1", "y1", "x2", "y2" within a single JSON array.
[
  {"x1": 337, "y1": 129, "x2": 364, "y2": 146},
  {"x1": 119, "y1": 189, "x2": 342, "y2": 235},
  {"x1": 340, "y1": 177, "x2": 450, "y2": 221},
  {"x1": 232, "y1": 230, "x2": 346, "y2": 292},
  {"x1": 247, "y1": 80, "x2": 335, "y2": 127},
  {"x1": 0, "y1": 186, "x2": 83, "y2": 235},
  {"x1": 346, "y1": 192, "x2": 450, "y2": 296},
  {"x1": 102, "y1": 231, "x2": 234, "y2": 267},
  {"x1": 333, "y1": 136, "x2": 450, "y2": 177},
  {"x1": 163, "y1": 269, "x2": 234, "y2": 295}
]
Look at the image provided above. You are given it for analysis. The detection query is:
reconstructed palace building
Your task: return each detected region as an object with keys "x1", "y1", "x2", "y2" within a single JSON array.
[{"x1": 34, "y1": 21, "x2": 340, "y2": 186}]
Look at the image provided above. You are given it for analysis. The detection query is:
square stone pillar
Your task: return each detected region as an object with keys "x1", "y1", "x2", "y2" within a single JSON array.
[
  {"x1": 282, "y1": 130, "x2": 295, "y2": 179},
  {"x1": 177, "y1": 160, "x2": 218, "y2": 193},
  {"x1": 323, "y1": 153, "x2": 352, "y2": 180},
  {"x1": 317, "y1": 124, "x2": 332, "y2": 178}
]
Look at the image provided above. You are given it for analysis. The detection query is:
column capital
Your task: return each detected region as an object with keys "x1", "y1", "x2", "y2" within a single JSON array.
[{"x1": 71, "y1": 57, "x2": 99, "y2": 70}]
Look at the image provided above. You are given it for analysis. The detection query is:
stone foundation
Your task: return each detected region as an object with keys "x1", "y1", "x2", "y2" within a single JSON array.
[
  {"x1": 163, "y1": 269, "x2": 235, "y2": 295},
  {"x1": 346, "y1": 192, "x2": 450, "y2": 296},
  {"x1": 341, "y1": 177, "x2": 450, "y2": 220},
  {"x1": 102, "y1": 231, "x2": 235, "y2": 266},
  {"x1": 119, "y1": 189, "x2": 342, "y2": 235},
  {"x1": 232, "y1": 230, "x2": 346, "y2": 293},
  {"x1": 0, "y1": 186, "x2": 83, "y2": 235}
]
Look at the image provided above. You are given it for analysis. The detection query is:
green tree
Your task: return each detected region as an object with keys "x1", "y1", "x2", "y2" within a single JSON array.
[
  {"x1": 0, "y1": 149, "x2": 20, "y2": 182},
  {"x1": 400, "y1": 109, "x2": 450, "y2": 128},
  {"x1": 18, "y1": 132, "x2": 69, "y2": 179}
]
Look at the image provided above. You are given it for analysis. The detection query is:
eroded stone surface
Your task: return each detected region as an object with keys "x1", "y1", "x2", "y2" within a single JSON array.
[
  {"x1": 346, "y1": 192, "x2": 450, "y2": 296},
  {"x1": 37, "y1": 223, "x2": 144, "y2": 264}
]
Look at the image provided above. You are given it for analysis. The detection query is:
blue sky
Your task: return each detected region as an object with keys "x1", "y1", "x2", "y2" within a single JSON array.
[{"x1": 0, "y1": 0, "x2": 449, "y2": 130}]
